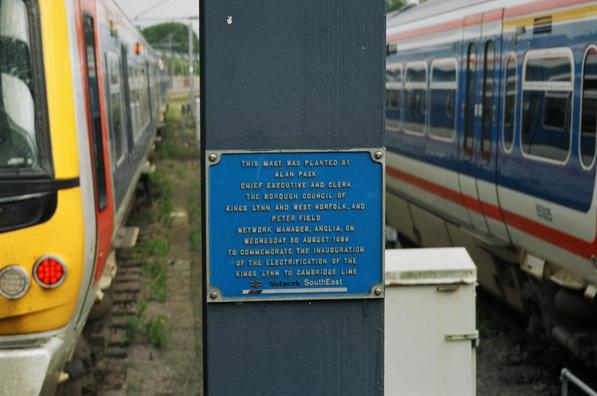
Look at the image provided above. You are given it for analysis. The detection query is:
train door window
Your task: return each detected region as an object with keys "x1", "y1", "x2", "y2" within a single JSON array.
[
  {"x1": 106, "y1": 52, "x2": 126, "y2": 168},
  {"x1": 120, "y1": 46, "x2": 133, "y2": 146},
  {"x1": 522, "y1": 48, "x2": 573, "y2": 162},
  {"x1": 430, "y1": 58, "x2": 457, "y2": 140},
  {"x1": 580, "y1": 47, "x2": 597, "y2": 168},
  {"x1": 145, "y1": 62, "x2": 153, "y2": 124},
  {"x1": 481, "y1": 41, "x2": 495, "y2": 160},
  {"x1": 138, "y1": 64, "x2": 149, "y2": 131},
  {"x1": 128, "y1": 64, "x2": 139, "y2": 139},
  {"x1": 385, "y1": 64, "x2": 402, "y2": 132},
  {"x1": 404, "y1": 62, "x2": 427, "y2": 135},
  {"x1": 149, "y1": 64, "x2": 158, "y2": 121},
  {"x1": 83, "y1": 14, "x2": 107, "y2": 210},
  {"x1": 464, "y1": 43, "x2": 477, "y2": 156},
  {"x1": 503, "y1": 54, "x2": 517, "y2": 152},
  {"x1": 154, "y1": 67, "x2": 160, "y2": 115}
]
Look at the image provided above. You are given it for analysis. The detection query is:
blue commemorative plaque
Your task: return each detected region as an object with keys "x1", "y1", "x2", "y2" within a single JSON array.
[{"x1": 207, "y1": 150, "x2": 383, "y2": 302}]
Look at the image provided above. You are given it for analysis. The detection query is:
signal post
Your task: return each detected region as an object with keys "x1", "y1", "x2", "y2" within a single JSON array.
[{"x1": 200, "y1": 1, "x2": 386, "y2": 394}]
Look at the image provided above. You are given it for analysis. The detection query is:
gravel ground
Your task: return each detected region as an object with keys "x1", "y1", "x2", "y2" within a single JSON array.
[{"x1": 476, "y1": 293, "x2": 590, "y2": 396}]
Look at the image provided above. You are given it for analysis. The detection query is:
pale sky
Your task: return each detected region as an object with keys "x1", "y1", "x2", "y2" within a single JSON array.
[{"x1": 114, "y1": 0, "x2": 200, "y2": 35}]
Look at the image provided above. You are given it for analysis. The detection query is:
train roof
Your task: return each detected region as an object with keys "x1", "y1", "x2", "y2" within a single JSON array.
[
  {"x1": 387, "y1": 0, "x2": 539, "y2": 38},
  {"x1": 387, "y1": 0, "x2": 491, "y2": 27}
]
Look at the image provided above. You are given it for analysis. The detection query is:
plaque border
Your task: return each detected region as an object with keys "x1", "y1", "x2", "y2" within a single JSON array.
[{"x1": 205, "y1": 148, "x2": 386, "y2": 303}]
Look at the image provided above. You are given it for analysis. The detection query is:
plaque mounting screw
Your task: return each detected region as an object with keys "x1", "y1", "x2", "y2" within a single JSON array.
[
  {"x1": 208, "y1": 153, "x2": 218, "y2": 162},
  {"x1": 374, "y1": 151, "x2": 383, "y2": 160},
  {"x1": 209, "y1": 292, "x2": 218, "y2": 300},
  {"x1": 374, "y1": 287, "x2": 383, "y2": 296}
]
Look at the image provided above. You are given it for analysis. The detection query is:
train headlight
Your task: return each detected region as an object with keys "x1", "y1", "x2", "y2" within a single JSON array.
[
  {"x1": 0, "y1": 266, "x2": 31, "y2": 300},
  {"x1": 33, "y1": 256, "x2": 67, "y2": 289}
]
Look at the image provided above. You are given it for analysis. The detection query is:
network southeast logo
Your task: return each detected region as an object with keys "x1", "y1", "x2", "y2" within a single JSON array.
[
  {"x1": 242, "y1": 279, "x2": 348, "y2": 296},
  {"x1": 249, "y1": 280, "x2": 262, "y2": 289}
]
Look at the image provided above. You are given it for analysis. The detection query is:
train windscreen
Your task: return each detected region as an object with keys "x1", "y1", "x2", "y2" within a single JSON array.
[{"x1": 0, "y1": 0, "x2": 46, "y2": 175}]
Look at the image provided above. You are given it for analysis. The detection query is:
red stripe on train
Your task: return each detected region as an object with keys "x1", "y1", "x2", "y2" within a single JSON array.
[{"x1": 386, "y1": 165, "x2": 595, "y2": 259}]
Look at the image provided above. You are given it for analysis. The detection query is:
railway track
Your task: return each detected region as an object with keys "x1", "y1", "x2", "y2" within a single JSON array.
[{"x1": 90, "y1": 258, "x2": 143, "y2": 393}]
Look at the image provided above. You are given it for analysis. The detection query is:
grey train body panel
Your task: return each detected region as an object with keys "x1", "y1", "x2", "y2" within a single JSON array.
[{"x1": 201, "y1": 0, "x2": 385, "y2": 395}]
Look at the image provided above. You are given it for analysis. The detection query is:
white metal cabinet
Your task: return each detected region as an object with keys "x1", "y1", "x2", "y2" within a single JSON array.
[{"x1": 385, "y1": 248, "x2": 477, "y2": 396}]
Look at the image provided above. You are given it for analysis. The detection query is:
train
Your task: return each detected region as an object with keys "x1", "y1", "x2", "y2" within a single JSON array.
[
  {"x1": 385, "y1": 0, "x2": 597, "y2": 364},
  {"x1": 0, "y1": 0, "x2": 168, "y2": 394}
]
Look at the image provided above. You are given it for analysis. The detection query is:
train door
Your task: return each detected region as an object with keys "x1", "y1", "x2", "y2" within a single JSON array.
[
  {"x1": 458, "y1": 12, "x2": 509, "y2": 241},
  {"x1": 459, "y1": 15, "x2": 489, "y2": 234},
  {"x1": 477, "y1": 10, "x2": 509, "y2": 241},
  {"x1": 79, "y1": 5, "x2": 115, "y2": 283}
]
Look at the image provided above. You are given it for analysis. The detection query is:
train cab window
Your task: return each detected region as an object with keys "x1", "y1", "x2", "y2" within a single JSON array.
[
  {"x1": 522, "y1": 49, "x2": 573, "y2": 162},
  {"x1": 481, "y1": 41, "x2": 495, "y2": 160},
  {"x1": 503, "y1": 54, "x2": 517, "y2": 152},
  {"x1": 83, "y1": 14, "x2": 108, "y2": 210},
  {"x1": 404, "y1": 62, "x2": 427, "y2": 135},
  {"x1": 385, "y1": 64, "x2": 401, "y2": 132},
  {"x1": 430, "y1": 59, "x2": 457, "y2": 140},
  {"x1": 106, "y1": 52, "x2": 126, "y2": 168},
  {"x1": 580, "y1": 47, "x2": 597, "y2": 168},
  {"x1": 0, "y1": 0, "x2": 49, "y2": 175}
]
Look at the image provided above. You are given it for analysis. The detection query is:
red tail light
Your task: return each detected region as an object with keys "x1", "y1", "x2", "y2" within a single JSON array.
[{"x1": 33, "y1": 257, "x2": 66, "y2": 288}]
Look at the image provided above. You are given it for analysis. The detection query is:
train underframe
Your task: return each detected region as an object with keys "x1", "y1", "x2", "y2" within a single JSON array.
[{"x1": 386, "y1": 189, "x2": 597, "y2": 366}]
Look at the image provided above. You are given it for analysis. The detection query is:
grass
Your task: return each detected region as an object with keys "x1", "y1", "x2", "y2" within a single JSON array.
[
  {"x1": 148, "y1": 170, "x2": 174, "y2": 226},
  {"x1": 147, "y1": 316, "x2": 170, "y2": 348},
  {"x1": 125, "y1": 315, "x2": 146, "y2": 345},
  {"x1": 125, "y1": 313, "x2": 170, "y2": 349},
  {"x1": 132, "y1": 238, "x2": 169, "y2": 303},
  {"x1": 189, "y1": 229, "x2": 201, "y2": 252},
  {"x1": 139, "y1": 239, "x2": 170, "y2": 257},
  {"x1": 188, "y1": 191, "x2": 201, "y2": 251},
  {"x1": 187, "y1": 190, "x2": 200, "y2": 224},
  {"x1": 149, "y1": 276, "x2": 167, "y2": 303},
  {"x1": 127, "y1": 383, "x2": 142, "y2": 396},
  {"x1": 142, "y1": 259, "x2": 167, "y2": 303}
]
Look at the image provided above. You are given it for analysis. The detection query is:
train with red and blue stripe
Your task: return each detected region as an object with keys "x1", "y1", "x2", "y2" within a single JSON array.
[
  {"x1": 0, "y1": 0, "x2": 168, "y2": 394},
  {"x1": 386, "y1": 0, "x2": 597, "y2": 363}
]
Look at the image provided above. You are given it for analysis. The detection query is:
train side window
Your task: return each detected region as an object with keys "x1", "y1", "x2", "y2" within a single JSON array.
[
  {"x1": 521, "y1": 49, "x2": 573, "y2": 162},
  {"x1": 83, "y1": 14, "x2": 108, "y2": 211},
  {"x1": 404, "y1": 62, "x2": 427, "y2": 135},
  {"x1": 464, "y1": 43, "x2": 476, "y2": 156},
  {"x1": 106, "y1": 52, "x2": 126, "y2": 168},
  {"x1": 430, "y1": 58, "x2": 457, "y2": 140},
  {"x1": 481, "y1": 41, "x2": 495, "y2": 160},
  {"x1": 580, "y1": 47, "x2": 597, "y2": 169},
  {"x1": 385, "y1": 64, "x2": 402, "y2": 132},
  {"x1": 503, "y1": 54, "x2": 517, "y2": 152}
]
